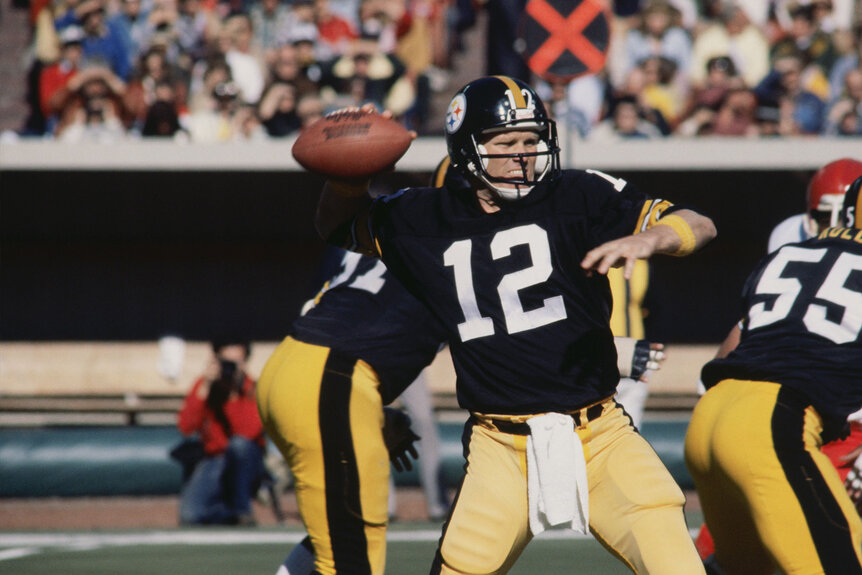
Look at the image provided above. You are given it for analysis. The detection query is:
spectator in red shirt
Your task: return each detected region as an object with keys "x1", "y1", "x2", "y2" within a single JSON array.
[
  {"x1": 312, "y1": 0, "x2": 357, "y2": 61},
  {"x1": 177, "y1": 338, "x2": 266, "y2": 526},
  {"x1": 40, "y1": 26, "x2": 86, "y2": 130}
]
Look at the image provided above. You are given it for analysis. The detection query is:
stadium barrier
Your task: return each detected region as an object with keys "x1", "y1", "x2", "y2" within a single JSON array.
[{"x1": 0, "y1": 419, "x2": 693, "y2": 498}]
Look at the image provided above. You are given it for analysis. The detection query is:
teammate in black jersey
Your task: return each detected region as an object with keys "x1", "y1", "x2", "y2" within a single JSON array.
[
  {"x1": 315, "y1": 76, "x2": 716, "y2": 574},
  {"x1": 685, "y1": 177, "x2": 862, "y2": 575},
  {"x1": 257, "y1": 250, "x2": 448, "y2": 575}
]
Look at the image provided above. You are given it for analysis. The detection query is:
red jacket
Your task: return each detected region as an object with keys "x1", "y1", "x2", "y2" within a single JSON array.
[{"x1": 177, "y1": 375, "x2": 265, "y2": 455}]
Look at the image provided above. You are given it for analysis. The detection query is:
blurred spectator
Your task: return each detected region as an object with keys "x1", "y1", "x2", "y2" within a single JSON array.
[
  {"x1": 823, "y1": 68, "x2": 862, "y2": 135},
  {"x1": 177, "y1": 339, "x2": 266, "y2": 526},
  {"x1": 676, "y1": 54, "x2": 748, "y2": 135},
  {"x1": 288, "y1": 22, "x2": 325, "y2": 84},
  {"x1": 770, "y1": 2, "x2": 836, "y2": 99},
  {"x1": 258, "y1": 81, "x2": 302, "y2": 135},
  {"x1": 250, "y1": 0, "x2": 293, "y2": 54},
  {"x1": 536, "y1": 74, "x2": 606, "y2": 138},
  {"x1": 690, "y1": 3, "x2": 770, "y2": 90},
  {"x1": 296, "y1": 92, "x2": 325, "y2": 126},
  {"x1": 54, "y1": 65, "x2": 128, "y2": 141},
  {"x1": 321, "y1": 36, "x2": 415, "y2": 116},
  {"x1": 174, "y1": 0, "x2": 216, "y2": 64},
  {"x1": 220, "y1": 14, "x2": 267, "y2": 105},
  {"x1": 142, "y1": 99, "x2": 186, "y2": 136},
  {"x1": 615, "y1": 62, "x2": 672, "y2": 135},
  {"x1": 622, "y1": 0, "x2": 691, "y2": 84},
  {"x1": 590, "y1": 95, "x2": 664, "y2": 140},
  {"x1": 108, "y1": 0, "x2": 152, "y2": 71},
  {"x1": 774, "y1": 0, "x2": 856, "y2": 45},
  {"x1": 708, "y1": 87, "x2": 758, "y2": 135},
  {"x1": 357, "y1": 0, "x2": 404, "y2": 53},
  {"x1": 187, "y1": 55, "x2": 232, "y2": 113},
  {"x1": 186, "y1": 80, "x2": 266, "y2": 141},
  {"x1": 124, "y1": 47, "x2": 189, "y2": 131},
  {"x1": 312, "y1": 0, "x2": 358, "y2": 61},
  {"x1": 754, "y1": 51, "x2": 826, "y2": 134},
  {"x1": 234, "y1": 104, "x2": 267, "y2": 139},
  {"x1": 282, "y1": 0, "x2": 317, "y2": 46},
  {"x1": 829, "y1": 23, "x2": 862, "y2": 102},
  {"x1": 753, "y1": 100, "x2": 782, "y2": 136},
  {"x1": 683, "y1": 55, "x2": 743, "y2": 112},
  {"x1": 638, "y1": 55, "x2": 686, "y2": 127},
  {"x1": 76, "y1": 0, "x2": 133, "y2": 80},
  {"x1": 267, "y1": 43, "x2": 319, "y2": 99},
  {"x1": 388, "y1": 0, "x2": 440, "y2": 130},
  {"x1": 39, "y1": 26, "x2": 86, "y2": 132}
]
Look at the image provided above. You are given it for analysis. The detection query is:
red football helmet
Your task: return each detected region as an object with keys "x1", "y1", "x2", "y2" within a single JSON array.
[{"x1": 805, "y1": 158, "x2": 862, "y2": 236}]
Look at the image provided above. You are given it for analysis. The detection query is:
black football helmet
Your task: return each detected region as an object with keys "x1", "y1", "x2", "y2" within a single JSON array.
[
  {"x1": 444, "y1": 76, "x2": 561, "y2": 200},
  {"x1": 842, "y1": 176, "x2": 862, "y2": 229}
]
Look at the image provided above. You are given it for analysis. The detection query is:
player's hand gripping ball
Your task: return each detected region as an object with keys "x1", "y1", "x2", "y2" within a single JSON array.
[
  {"x1": 291, "y1": 107, "x2": 413, "y2": 179},
  {"x1": 382, "y1": 407, "x2": 421, "y2": 472}
]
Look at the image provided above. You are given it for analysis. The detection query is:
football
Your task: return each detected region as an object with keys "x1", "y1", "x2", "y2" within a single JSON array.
[{"x1": 291, "y1": 110, "x2": 413, "y2": 179}]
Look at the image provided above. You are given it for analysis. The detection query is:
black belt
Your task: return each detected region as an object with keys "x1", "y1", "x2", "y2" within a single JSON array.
[{"x1": 485, "y1": 403, "x2": 606, "y2": 436}]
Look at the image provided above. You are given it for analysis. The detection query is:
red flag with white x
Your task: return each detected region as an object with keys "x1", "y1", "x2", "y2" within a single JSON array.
[{"x1": 518, "y1": 0, "x2": 609, "y2": 83}]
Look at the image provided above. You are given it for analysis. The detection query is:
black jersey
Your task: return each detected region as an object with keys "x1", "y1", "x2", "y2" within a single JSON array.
[
  {"x1": 702, "y1": 228, "x2": 862, "y2": 426},
  {"x1": 291, "y1": 250, "x2": 447, "y2": 404},
  {"x1": 368, "y1": 169, "x2": 674, "y2": 414}
]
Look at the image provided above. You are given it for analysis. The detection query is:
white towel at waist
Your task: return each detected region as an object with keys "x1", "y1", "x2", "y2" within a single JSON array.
[{"x1": 526, "y1": 412, "x2": 589, "y2": 536}]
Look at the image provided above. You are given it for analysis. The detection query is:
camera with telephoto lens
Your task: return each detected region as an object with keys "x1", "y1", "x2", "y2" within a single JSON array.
[{"x1": 218, "y1": 359, "x2": 240, "y2": 389}]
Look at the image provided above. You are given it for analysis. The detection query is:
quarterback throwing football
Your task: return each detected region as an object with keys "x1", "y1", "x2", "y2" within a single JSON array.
[{"x1": 316, "y1": 76, "x2": 716, "y2": 574}]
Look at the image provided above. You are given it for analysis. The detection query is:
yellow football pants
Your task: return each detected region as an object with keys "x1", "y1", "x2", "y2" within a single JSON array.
[
  {"x1": 685, "y1": 379, "x2": 862, "y2": 575},
  {"x1": 431, "y1": 399, "x2": 704, "y2": 575},
  {"x1": 257, "y1": 337, "x2": 390, "y2": 575}
]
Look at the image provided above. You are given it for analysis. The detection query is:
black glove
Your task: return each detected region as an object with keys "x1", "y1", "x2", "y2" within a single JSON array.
[
  {"x1": 630, "y1": 340, "x2": 652, "y2": 380},
  {"x1": 630, "y1": 340, "x2": 665, "y2": 381},
  {"x1": 382, "y1": 407, "x2": 420, "y2": 472}
]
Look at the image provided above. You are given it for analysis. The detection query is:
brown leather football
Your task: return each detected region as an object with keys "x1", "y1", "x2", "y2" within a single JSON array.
[{"x1": 292, "y1": 110, "x2": 413, "y2": 179}]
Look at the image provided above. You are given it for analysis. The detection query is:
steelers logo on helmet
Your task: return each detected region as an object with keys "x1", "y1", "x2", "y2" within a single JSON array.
[
  {"x1": 444, "y1": 76, "x2": 561, "y2": 201},
  {"x1": 445, "y1": 94, "x2": 467, "y2": 134}
]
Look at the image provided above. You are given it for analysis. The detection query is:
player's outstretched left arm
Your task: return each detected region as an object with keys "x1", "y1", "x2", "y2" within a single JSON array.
[{"x1": 581, "y1": 209, "x2": 716, "y2": 279}]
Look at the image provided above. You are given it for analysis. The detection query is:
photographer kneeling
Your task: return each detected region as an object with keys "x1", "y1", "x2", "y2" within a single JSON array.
[{"x1": 177, "y1": 338, "x2": 266, "y2": 526}]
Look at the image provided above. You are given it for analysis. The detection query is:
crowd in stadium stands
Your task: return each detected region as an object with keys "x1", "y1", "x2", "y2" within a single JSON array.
[{"x1": 12, "y1": 0, "x2": 862, "y2": 141}]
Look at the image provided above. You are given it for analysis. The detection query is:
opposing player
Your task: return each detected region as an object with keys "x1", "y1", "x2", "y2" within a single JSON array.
[
  {"x1": 685, "y1": 177, "x2": 862, "y2": 575},
  {"x1": 257, "y1": 249, "x2": 447, "y2": 575},
  {"x1": 315, "y1": 76, "x2": 716, "y2": 574},
  {"x1": 769, "y1": 158, "x2": 862, "y2": 253}
]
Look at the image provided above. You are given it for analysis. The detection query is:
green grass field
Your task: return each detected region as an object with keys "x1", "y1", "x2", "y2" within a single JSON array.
[{"x1": 0, "y1": 513, "x2": 703, "y2": 574}]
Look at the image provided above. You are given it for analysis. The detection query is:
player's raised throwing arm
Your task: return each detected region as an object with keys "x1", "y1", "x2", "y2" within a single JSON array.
[
  {"x1": 315, "y1": 179, "x2": 378, "y2": 256},
  {"x1": 581, "y1": 208, "x2": 717, "y2": 279}
]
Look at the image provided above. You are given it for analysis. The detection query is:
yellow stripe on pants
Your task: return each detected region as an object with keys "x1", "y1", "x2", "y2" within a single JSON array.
[{"x1": 257, "y1": 336, "x2": 389, "y2": 575}]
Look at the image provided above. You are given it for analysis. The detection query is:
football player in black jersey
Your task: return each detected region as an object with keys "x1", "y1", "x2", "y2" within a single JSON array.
[
  {"x1": 257, "y1": 249, "x2": 449, "y2": 575},
  {"x1": 314, "y1": 75, "x2": 716, "y2": 574},
  {"x1": 685, "y1": 177, "x2": 862, "y2": 575}
]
